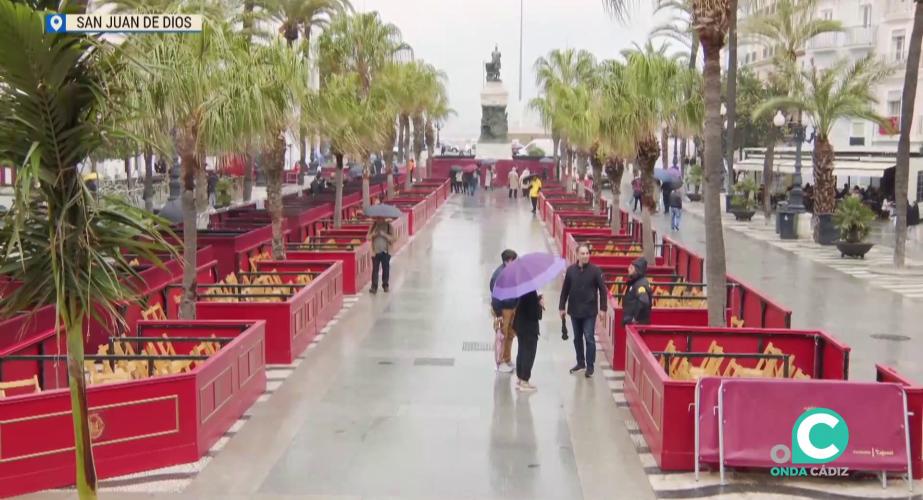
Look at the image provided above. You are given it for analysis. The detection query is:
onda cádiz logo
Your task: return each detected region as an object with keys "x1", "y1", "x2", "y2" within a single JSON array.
[{"x1": 770, "y1": 408, "x2": 850, "y2": 477}]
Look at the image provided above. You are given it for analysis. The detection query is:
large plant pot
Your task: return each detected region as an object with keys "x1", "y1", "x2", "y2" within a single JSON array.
[
  {"x1": 814, "y1": 214, "x2": 838, "y2": 245},
  {"x1": 686, "y1": 193, "x2": 702, "y2": 202},
  {"x1": 730, "y1": 209, "x2": 755, "y2": 221},
  {"x1": 835, "y1": 241, "x2": 874, "y2": 259}
]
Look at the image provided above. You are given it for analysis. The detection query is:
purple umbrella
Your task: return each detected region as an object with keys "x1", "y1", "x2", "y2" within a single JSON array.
[{"x1": 491, "y1": 252, "x2": 566, "y2": 300}]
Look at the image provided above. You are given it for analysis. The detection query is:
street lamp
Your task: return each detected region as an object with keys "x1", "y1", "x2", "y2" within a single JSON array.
[{"x1": 773, "y1": 110, "x2": 815, "y2": 212}]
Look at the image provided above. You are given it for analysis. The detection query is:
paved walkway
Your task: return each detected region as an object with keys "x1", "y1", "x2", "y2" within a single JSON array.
[
  {"x1": 680, "y1": 201, "x2": 923, "y2": 300},
  {"x1": 29, "y1": 189, "x2": 923, "y2": 499}
]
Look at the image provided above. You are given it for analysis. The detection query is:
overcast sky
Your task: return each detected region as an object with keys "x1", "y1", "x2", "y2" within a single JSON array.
[{"x1": 354, "y1": 0, "x2": 663, "y2": 143}]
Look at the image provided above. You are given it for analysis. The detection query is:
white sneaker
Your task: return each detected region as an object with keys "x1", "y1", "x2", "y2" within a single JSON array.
[
  {"x1": 499, "y1": 362, "x2": 514, "y2": 373},
  {"x1": 516, "y1": 381, "x2": 537, "y2": 392}
]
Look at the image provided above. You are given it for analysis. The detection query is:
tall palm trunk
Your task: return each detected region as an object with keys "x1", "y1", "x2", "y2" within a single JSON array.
[
  {"x1": 562, "y1": 142, "x2": 572, "y2": 192},
  {"x1": 143, "y1": 148, "x2": 154, "y2": 211},
  {"x1": 637, "y1": 137, "x2": 660, "y2": 263},
  {"x1": 178, "y1": 129, "x2": 199, "y2": 320},
  {"x1": 243, "y1": 151, "x2": 254, "y2": 202},
  {"x1": 398, "y1": 114, "x2": 409, "y2": 162},
  {"x1": 762, "y1": 140, "x2": 775, "y2": 223},
  {"x1": 64, "y1": 305, "x2": 96, "y2": 499},
  {"x1": 661, "y1": 128, "x2": 669, "y2": 173},
  {"x1": 606, "y1": 159, "x2": 625, "y2": 234},
  {"x1": 590, "y1": 152, "x2": 604, "y2": 214},
  {"x1": 333, "y1": 152, "x2": 344, "y2": 228},
  {"x1": 412, "y1": 113, "x2": 424, "y2": 181},
  {"x1": 552, "y1": 133, "x2": 561, "y2": 180},
  {"x1": 425, "y1": 118, "x2": 435, "y2": 180},
  {"x1": 265, "y1": 135, "x2": 286, "y2": 260},
  {"x1": 362, "y1": 165, "x2": 371, "y2": 210},
  {"x1": 812, "y1": 137, "x2": 836, "y2": 215},
  {"x1": 195, "y1": 163, "x2": 208, "y2": 225},
  {"x1": 576, "y1": 153, "x2": 587, "y2": 199},
  {"x1": 895, "y1": 1, "x2": 923, "y2": 266},
  {"x1": 123, "y1": 157, "x2": 132, "y2": 190},
  {"x1": 701, "y1": 36, "x2": 728, "y2": 327},
  {"x1": 384, "y1": 124, "x2": 397, "y2": 198},
  {"x1": 725, "y1": 0, "x2": 739, "y2": 190}
]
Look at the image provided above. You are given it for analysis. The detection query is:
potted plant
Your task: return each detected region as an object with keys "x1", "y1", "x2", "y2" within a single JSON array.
[
  {"x1": 833, "y1": 196, "x2": 875, "y2": 258},
  {"x1": 685, "y1": 164, "x2": 703, "y2": 202},
  {"x1": 729, "y1": 178, "x2": 758, "y2": 221}
]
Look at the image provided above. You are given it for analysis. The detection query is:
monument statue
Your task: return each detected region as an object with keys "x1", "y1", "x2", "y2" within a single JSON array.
[
  {"x1": 485, "y1": 45, "x2": 501, "y2": 82},
  {"x1": 479, "y1": 45, "x2": 509, "y2": 145}
]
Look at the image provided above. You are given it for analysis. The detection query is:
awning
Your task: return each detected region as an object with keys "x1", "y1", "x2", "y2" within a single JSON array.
[{"x1": 734, "y1": 159, "x2": 893, "y2": 178}]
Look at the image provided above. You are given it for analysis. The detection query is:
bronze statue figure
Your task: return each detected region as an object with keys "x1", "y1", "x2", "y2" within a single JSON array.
[{"x1": 485, "y1": 45, "x2": 502, "y2": 82}]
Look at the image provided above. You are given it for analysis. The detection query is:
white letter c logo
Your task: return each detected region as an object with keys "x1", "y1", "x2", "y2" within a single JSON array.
[{"x1": 797, "y1": 413, "x2": 841, "y2": 460}]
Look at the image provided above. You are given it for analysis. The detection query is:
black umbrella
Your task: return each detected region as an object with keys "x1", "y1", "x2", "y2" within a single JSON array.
[
  {"x1": 561, "y1": 317, "x2": 569, "y2": 340},
  {"x1": 450, "y1": 165, "x2": 463, "y2": 173}
]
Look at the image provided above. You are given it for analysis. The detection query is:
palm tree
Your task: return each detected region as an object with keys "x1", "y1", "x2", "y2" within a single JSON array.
[
  {"x1": 756, "y1": 55, "x2": 893, "y2": 242},
  {"x1": 243, "y1": 41, "x2": 309, "y2": 259},
  {"x1": 894, "y1": 1, "x2": 923, "y2": 267},
  {"x1": 318, "y1": 12, "x2": 411, "y2": 206},
  {"x1": 533, "y1": 48, "x2": 597, "y2": 183},
  {"x1": 142, "y1": 17, "x2": 259, "y2": 318},
  {"x1": 0, "y1": 3, "x2": 174, "y2": 498},
  {"x1": 306, "y1": 73, "x2": 384, "y2": 227},
  {"x1": 605, "y1": 0, "x2": 733, "y2": 326},
  {"x1": 261, "y1": 0, "x2": 352, "y2": 183}
]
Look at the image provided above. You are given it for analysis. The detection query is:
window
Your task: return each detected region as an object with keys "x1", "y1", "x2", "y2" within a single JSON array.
[
  {"x1": 917, "y1": 171, "x2": 923, "y2": 203},
  {"x1": 893, "y1": 30, "x2": 906, "y2": 61},
  {"x1": 861, "y1": 5, "x2": 872, "y2": 27},
  {"x1": 888, "y1": 90, "x2": 902, "y2": 117},
  {"x1": 849, "y1": 121, "x2": 866, "y2": 145},
  {"x1": 821, "y1": 9, "x2": 833, "y2": 20}
]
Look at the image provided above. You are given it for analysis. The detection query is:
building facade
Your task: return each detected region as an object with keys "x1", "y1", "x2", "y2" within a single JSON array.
[{"x1": 740, "y1": 0, "x2": 921, "y2": 153}]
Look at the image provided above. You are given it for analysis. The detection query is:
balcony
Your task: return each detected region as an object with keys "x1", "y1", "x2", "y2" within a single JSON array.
[
  {"x1": 805, "y1": 32, "x2": 839, "y2": 52},
  {"x1": 843, "y1": 26, "x2": 876, "y2": 48}
]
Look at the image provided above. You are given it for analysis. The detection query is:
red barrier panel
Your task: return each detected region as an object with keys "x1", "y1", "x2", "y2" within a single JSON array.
[
  {"x1": 429, "y1": 157, "x2": 477, "y2": 180},
  {"x1": 254, "y1": 260, "x2": 344, "y2": 331},
  {"x1": 192, "y1": 226, "x2": 274, "y2": 276},
  {"x1": 663, "y1": 236, "x2": 705, "y2": 283},
  {"x1": 712, "y1": 380, "x2": 910, "y2": 474},
  {"x1": 390, "y1": 199, "x2": 427, "y2": 235},
  {"x1": 193, "y1": 273, "x2": 322, "y2": 364},
  {"x1": 726, "y1": 274, "x2": 792, "y2": 329},
  {"x1": 0, "y1": 320, "x2": 266, "y2": 498},
  {"x1": 286, "y1": 240, "x2": 372, "y2": 295},
  {"x1": 602, "y1": 303, "x2": 710, "y2": 371},
  {"x1": 565, "y1": 233, "x2": 637, "y2": 264},
  {"x1": 623, "y1": 325, "x2": 851, "y2": 470},
  {"x1": 876, "y1": 365, "x2": 923, "y2": 479}
]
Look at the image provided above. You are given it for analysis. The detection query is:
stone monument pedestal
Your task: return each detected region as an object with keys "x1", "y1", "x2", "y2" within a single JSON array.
[{"x1": 477, "y1": 80, "x2": 511, "y2": 159}]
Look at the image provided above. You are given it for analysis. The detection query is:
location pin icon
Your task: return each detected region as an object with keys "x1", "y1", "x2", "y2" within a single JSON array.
[{"x1": 50, "y1": 15, "x2": 63, "y2": 32}]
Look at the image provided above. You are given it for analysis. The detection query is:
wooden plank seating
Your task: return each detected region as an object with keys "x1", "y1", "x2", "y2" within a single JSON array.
[{"x1": 0, "y1": 375, "x2": 40, "y2": 397}]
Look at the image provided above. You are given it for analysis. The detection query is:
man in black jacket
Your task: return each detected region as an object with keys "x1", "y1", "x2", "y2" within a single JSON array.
[
  {"x1": 558, "y1": 244, "x2": 608, "y2": 378},
  {"x1": 623, "y1": 257, "x2": 652, "y2": 326}
]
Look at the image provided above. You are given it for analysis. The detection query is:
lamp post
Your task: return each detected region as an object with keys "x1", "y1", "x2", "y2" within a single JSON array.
[{"x1": 773, "y1": 110, "x2": 815, "y2": 213}]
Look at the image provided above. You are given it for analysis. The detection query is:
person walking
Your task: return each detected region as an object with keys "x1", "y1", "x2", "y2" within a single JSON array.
[
  {"x1": 454, "y1": 170, "x2": 463, "y2": 193},
  {"x1": 529, "y1": 175, "x2": 543, "y2": 215},
  {"x1": 508, "y1": 167, "x2": 520, "y2": 199},
  {"x1": 669, "y1": 187, "x2": 683, "y2": 231},
  {"x1": 631, "y1": 176, "x2": 642, "y2": 212},
  {"x1": 520, "y1": 168, "x2": 531, "y2": 198},
  {"x1": 558, "y1": 244, "x2": 607, "y2": 378},
  {"x1": 490, "y1": 250, "x2": 519, "y2": 373},
  {"x1": 485, "y1": 165, "x2": 494, "y2": 191},
  {"x1": 367, "y1": 218, "x2": 395, "y2": 294},
  {"x1": 470, "y1": 169, "x2": 479, "y2": 196},
  {"x1": 514, "y1": 290, "x2": 543, "y2": 391},
  {"x1": 206, "y1": 170, "x2": 218, "y2": 208},
  {"x1": 623, "y1": 257, "x2": 652, "y2": 326}
]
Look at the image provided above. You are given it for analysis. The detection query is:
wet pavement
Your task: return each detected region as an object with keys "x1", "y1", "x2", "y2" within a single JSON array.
[{"x1": 175, "y1": 190, "x2": 652, "y2": 500}]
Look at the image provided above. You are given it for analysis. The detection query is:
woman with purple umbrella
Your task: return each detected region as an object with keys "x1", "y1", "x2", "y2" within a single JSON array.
[{"x1": 492, "y1": 252, "x2": 566, "y2": 392}]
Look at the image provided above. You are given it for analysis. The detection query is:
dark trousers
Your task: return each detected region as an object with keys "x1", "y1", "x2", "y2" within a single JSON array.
[
  {"x1": 521, "y1": 187, "x2": 529, "y2": 198},
  {"x1": 633, "y1": 194, "x2": 641, "y2": 211},
  {"x1": 509, "y1": 188, "x2": 518, "y2": 198},
  {"x1": 530, "y1": 196, "x2": 538, "y2": 213},
  {"x1": 371, "y1": 252, "x2": 391, "y2": 289},
  {"x1": 571, "y1": 315, "x2": 597, "y2": 369},
  {"x1": 516, "y1": 333, "x2": 538, "y2": 382}
]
